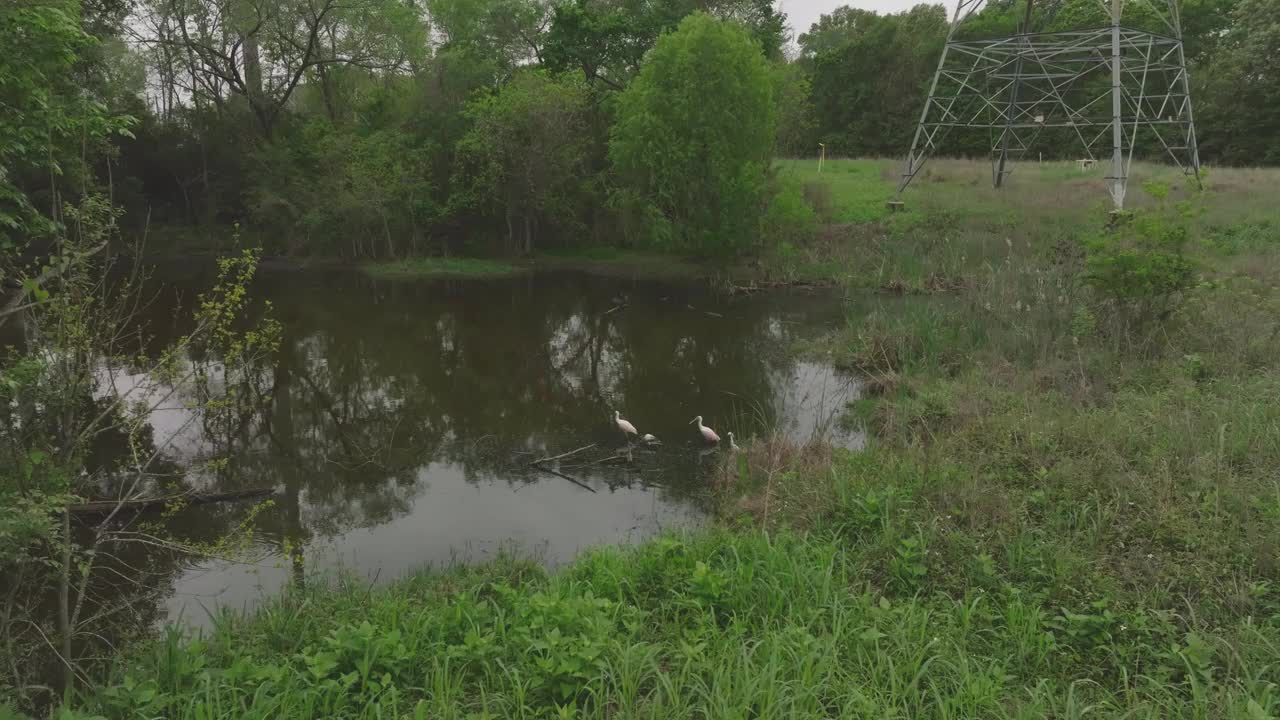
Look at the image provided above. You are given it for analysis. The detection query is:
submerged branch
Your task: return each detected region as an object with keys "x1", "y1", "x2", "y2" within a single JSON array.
[
  {"x1": 530, "y1": 465, "x2": 596, "y2": 493},
  {"x1": 68, "y1": 487, "x2": 275, "y2": 517}
]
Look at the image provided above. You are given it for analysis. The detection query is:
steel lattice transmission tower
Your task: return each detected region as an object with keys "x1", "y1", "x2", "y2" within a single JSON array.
[{"x1": 894, "y1": 0, "x2": 1202, "y2": 210}]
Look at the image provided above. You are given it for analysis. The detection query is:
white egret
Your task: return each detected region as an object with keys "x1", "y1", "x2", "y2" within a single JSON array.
[
  {"x1": 614, "y1": 410, "x2": 638, "y2": 440},
  {"x1": 726, "y1": 431, "x2": 740, "y2": 452},
  {"x1": 690, "y1": 415, "x2": 720, "y2": 444}
]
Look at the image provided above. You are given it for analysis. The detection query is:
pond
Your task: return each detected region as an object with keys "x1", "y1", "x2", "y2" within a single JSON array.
[{"x1": 52, "y1": 265, "x2": 868, "y2": 626}]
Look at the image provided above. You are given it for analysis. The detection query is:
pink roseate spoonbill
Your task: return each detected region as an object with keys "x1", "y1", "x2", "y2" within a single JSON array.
[
  {"x1": 690, "y1": 415, "x2": 720, "y2": 444},
  {"x1": 614, "y1": 410, "x2": 638, "y2": 440},
  {"x1": 726, "y1": 432, "x2": 741, "y2": 452},
  {"x1": 641, "y1": 433, "x2": 661, "y2": 446}
]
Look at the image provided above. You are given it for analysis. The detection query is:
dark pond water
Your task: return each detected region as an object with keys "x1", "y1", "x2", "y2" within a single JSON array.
[{"x1": 77, "y1": 265, "x2": 866, "y2": 624}]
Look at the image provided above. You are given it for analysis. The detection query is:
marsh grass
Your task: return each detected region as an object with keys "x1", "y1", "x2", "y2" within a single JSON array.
[{"x1": 715, "y1": 432, "x2": 835, "y2": 529}]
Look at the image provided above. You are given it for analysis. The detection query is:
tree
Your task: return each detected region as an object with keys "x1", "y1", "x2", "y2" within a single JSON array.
[
  {"x1": 772, "y1": 60, "x2": 815, "y2": 156},
  {"x1": 453, "y1": 70, "x2": 594, "y2": 254},
  {"x1": 796, "y1": 5, "x2": 878, "y2": 61},
  {"x1": 1, "y1": 201, "x2": 279, "y2": 707},
  {"x1": 428, "y1": 0, "x2": 551, "y2": 71},
  {"x1": 1196, "y1": 0, "x2": 1280, "y2": 164},
  {"x1": 0, "y1": 0, "x2": 128, "y2": 243},
  {"x1": 544, "y1": 0, "x2": 785, "y2": 91},
  {"x1": 805, "y1": 5, "x2": 947, "y2": 157},
  {"x1": 132, "y1": 0, "x2": 425, "y2": 139},
  {"x1": 609, "y1": 13, "x2": 775, "y2": 255}
]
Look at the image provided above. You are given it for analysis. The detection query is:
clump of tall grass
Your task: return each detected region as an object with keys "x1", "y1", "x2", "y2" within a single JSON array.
[{"x1": 715, "y1": 432, "x2": 834, "y2": 529}]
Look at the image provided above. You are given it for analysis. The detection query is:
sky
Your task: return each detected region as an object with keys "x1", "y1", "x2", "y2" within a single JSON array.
[{"x1": 780, "y1": 0, "x2": 942, "y2": 40}]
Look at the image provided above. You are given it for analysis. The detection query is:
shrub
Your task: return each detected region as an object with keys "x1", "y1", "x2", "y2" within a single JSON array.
[
  {"x1": 1081, "y1": 182, "x2": 1199, "y2": 325},
  {"x1": 761, "y1": 174, "x2": 818, "y2": 249},
  {"x1": 609, "y1": 14, "x2": 776, "y2": 256}
]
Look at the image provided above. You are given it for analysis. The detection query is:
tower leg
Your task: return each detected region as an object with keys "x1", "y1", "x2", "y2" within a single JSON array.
[
  {"x1": 897, "y1": 0, "x2": 981, "y2": 199},
  {"x1": 1108, "y1": 0, "x2": 1127, "y2": 211},
  {"x1": 994, "y1": 0, "x2": 1036, "y2": 189},
  {"x1": 1171, "y1": 0, "x2": 1203, "y2": 189}
]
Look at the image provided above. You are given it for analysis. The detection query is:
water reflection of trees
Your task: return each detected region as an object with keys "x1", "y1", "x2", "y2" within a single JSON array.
[
  {"x1": 155, "y1": 270, "x2": 814, "y2": 551},
  {"x1": 8, "y1": 269, "x2": 830, "y2": 700}
]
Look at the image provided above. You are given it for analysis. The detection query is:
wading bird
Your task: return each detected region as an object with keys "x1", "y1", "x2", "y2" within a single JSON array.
[
  {"x1": 726, "y1": 431, "x2": 740, "y2": 452},
  {"x1": 614, "y1": 410, "x2": 638, "y2": 441},
  {"x1": 690, "y1": 416, "x2": 720, "y2": 444},
  {"x1": 641, "y1": 433, "x2": 660, "y2": 446}
]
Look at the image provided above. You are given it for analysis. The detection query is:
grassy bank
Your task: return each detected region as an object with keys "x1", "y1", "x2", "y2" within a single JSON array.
[
  {"x1": 69, "y1": 521, "x2": 1278, "y2": 719},
  {"x1": 530, "y1": 247, "x2": 709, "y2": 281},
  {"x1": 360, "y1": 257, "x2": 524, "y2": 278},
  {"x1": 62, "y1": 160, "x2": 1280, "y2": 718}
]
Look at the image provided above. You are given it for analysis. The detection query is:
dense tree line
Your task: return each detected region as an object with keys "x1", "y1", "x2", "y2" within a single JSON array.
[{"x1": 3, "y1": 0, "x2": 1277, "y2": 260}]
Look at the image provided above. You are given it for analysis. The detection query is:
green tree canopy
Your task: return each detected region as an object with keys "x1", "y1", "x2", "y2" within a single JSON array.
[
  {"x1": 806, "y1": 4, "x2": 947, "y2": 157},
  {"x1": 544, "y1": 0, "x2": 785, "y2": 91},
  {"x1": 1197, "y1": 0, "x2": 1280, "y2": 165},
  {"x1": 454, "y1": 70, "x2": 595, "y2": 254},
  {"x1": 609, "y1": 13, "x2": 775, "y2": 255},
  {"x1": 0, "y1": 0, "x2": 124, "y2": 241}
]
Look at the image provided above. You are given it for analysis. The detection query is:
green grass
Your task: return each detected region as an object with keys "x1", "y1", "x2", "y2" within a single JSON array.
[
  {"x1": 762, "y1": 158, "x2": 1280, "y2": 292},
  {"x1": 775, "y1": 158, "x2": 897, "y2": 224},
  {"x1": 360, "y1": 257, "x2": 524, "y2": 278},
  {"x1": 71, "y1": 517, "x2": 1279, "y2": 719}
]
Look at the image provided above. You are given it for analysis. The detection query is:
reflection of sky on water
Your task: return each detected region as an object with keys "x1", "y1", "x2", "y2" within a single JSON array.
[{"x1": 168, "y1": 461, "x2": 702, "y2": 626}]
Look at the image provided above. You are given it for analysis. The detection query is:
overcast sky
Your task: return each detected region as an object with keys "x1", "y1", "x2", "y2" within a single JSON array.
[{"x1": 780, "y1": 0, "x2": 942, "y2": 39}]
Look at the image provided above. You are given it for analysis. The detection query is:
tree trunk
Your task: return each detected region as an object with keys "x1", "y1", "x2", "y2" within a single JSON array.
[
  {"x1": 243, "y1": 34, "x2": 272, "y2": 138},
  {"x1": 57, "y1": 509, "x2": 73, "y2": 694},
  {"x1": 382, "y1": 212, "x2": 395, "y2": 258},
  {"x1": 272, "y1": 340, "x2": 306, "y2": 589},
  {"x1": 319, "y1": 65, "x2": 338, "y2": 122}
]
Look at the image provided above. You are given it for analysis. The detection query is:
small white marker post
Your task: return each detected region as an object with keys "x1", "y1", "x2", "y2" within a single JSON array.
[{"x1": 818, "y1": 143, "x2": 826, "y2": 174}]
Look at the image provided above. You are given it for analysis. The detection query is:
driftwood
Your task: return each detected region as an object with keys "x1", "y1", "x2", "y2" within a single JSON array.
[
  {"x1": 529, "y1": 443, "x2": 596, "y2": 466},
  {"x1": 566, "y1": 449, "x2": 634, "y2": 469},
  {"x1": 69, "y1": 487, "x2": 275, "y2": 516},
  {"x1": 726, "y1": 279, "x2": 830, "y2": 295}
]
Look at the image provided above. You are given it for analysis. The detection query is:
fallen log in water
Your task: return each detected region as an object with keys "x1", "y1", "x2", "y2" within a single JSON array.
[{"x1": 69, "y1": 487, "x2": 275, "y2": 516}]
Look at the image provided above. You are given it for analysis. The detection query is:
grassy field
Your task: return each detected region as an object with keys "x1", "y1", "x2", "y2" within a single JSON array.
[
  {"x1": 764, "y1": 158, "x2": 1277, "y2": 290},
  {"x1": 66, "y1": 160, "x2": 1280, "y2": 718}
]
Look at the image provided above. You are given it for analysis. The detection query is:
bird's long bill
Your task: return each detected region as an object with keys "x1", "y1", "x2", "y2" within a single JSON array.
[{"x1": 688, "y1": 417, "x2": 697, "y2": 424}]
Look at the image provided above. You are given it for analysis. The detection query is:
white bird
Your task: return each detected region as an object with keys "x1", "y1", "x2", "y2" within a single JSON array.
[
  {"x1": 614, "y1": 410, "x2": 638, "y2": 440},
  {"x1": 727, "y1": 431, "x2": 740, "y2": 452},
  {"x1": 641, "y1": 433, "x2": 661, "y2": 446},
  {"x1": 690, "y1": 415, "x2": 720, "y2": 444}
]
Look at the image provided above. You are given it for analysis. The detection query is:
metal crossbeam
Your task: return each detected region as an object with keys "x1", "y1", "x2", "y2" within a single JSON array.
[{"x1": 895, "y1": 0, "x2": 1202, "y2": 210}]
